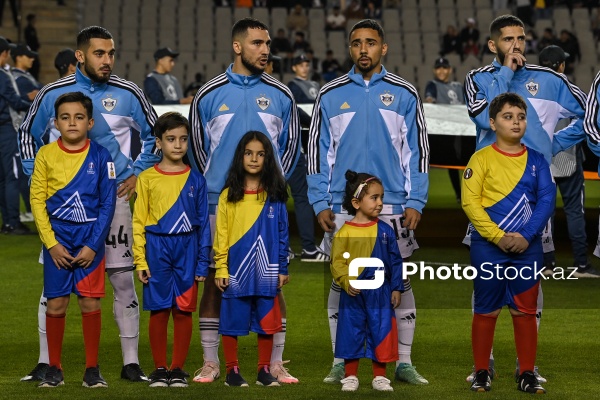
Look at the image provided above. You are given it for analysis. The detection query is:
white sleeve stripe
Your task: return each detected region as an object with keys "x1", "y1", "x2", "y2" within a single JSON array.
[{"x1": 585, "y1": 71, "x2": 600, "y2": 143}]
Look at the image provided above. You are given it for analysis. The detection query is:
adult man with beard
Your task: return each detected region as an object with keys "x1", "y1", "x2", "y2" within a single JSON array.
[
  {"x1": 18, "y1": 25, "x2": 157, "y2": 383},
  {"x1": 307, "y1": 19, "x2": 430, "y2": 386},
  {"x1": 463, "y1": 14, "x2": 587, "y2": 387},
  {"x1": 187, "y1": 17, "x2": 300, "y2": 385}
]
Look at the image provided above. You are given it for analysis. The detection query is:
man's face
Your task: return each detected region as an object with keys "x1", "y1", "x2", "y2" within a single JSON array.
[
  {"x1": 76, "y1": 38, "x2": 115, "y2": 83},
  {"x1": 234, "y1": 28, "x2": 271, "y2": 75},
  {"x1": 349, "y1": 28, "x2": 387, "y2": 76},
  {"x1": 292, "y1": 61, "x2": 310, "y2": 80},
  {"x1": 433, "y1": 66, "x2": 451, "y2": 82},
  {"x1": 157, "y1": 56, "x2": 175, "y2": 73},
  {"x1": 18, "y1": 55, "x2": 35, "y2": 70},
  {"x1": 489, "y1": 25, "x2": 526, "y2": 65}
]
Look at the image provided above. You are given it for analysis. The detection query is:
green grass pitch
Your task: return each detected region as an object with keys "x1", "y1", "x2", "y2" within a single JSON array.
[{"x1": 2, "y1": 169, "x2": 599, "y2": 399}]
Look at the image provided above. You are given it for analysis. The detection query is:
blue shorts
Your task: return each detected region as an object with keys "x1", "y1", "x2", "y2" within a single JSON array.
[
  {"x1": 335, "y1": 283, "x2": 398, "y2": 363},
  {"x1": 142, "y1": 231, "x2": 199, "y2": 312},
  {"x1": 219, "y1": 295, "x2": 281, "y2": 336},
  {"x1": 43, "y1": 221, "x2": 106, "y2": 299},
  {"x1": 471, "y1": 237, "x2": 542, "y2": 315}
]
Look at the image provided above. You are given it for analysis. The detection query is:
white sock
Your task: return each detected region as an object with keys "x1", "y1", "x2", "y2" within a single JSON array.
[
  {"x1": 199, "y1": 318, "x2": 220, "y2": 364},
  {"x1": 38, "y1": 293, "x2": 49, "y2": 364},
  {"x1": 271, "y1": 318, "x2": 286, "y2": 363},
  {"x1": 108, "y1": 269, "x2": 140, "y2": 365},
  {"x1": 327, "y1": 282, "x2": 344, "y2": 365},
  {"x1": 396, "y1": 283, "x2": 415, "y2": 366}
]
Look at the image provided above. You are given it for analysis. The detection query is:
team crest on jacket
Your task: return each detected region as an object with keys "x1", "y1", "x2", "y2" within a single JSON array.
[
  {"x1": 380, "y1": 91, "x2": 394, "y2": 106},
  {"x1": 102, "y1": 95, "x2": 117, "y2": 111},
  {"x1": 525, "y1": 79, "x2": 539, "y2": 96},
  {"x1": 256, "y1": 95, "x2": 270, "y2": 110}
]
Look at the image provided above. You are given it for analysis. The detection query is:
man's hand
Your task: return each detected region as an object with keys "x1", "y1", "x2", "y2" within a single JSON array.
[
  {"x1": 72, "y1": 246, "x2": 96, "y2": 268},
  {"x1": 48, "y1": 243, "x2": 74, "y2": 269},
  {"x1": 180, "y1": 96, "x2": 194, "y2": 104},
  {"x1": 27, "y1": 90, "x2": 39, "y2": 101},
  {"x1": 195, "y1": 276, "x2": 206, "y2": 282},
  {"x1": 402, "y1": 208, "x2": 421, "y2": 230},
  {"x1": 497, "y1": 235, "x2": 514, "y2": 253},
  {"x1": 317, "y1": 209, "x2": 335, "y2": 232},
  {"x1": 502, "y1": 40, "x2": 526, "y2": 72},
  {"x1": 117, "y1": 175, "x2": 137, "y2": 200},
  {"x1": 137, "y1": 269, "x2": 150, "y2": 284}
]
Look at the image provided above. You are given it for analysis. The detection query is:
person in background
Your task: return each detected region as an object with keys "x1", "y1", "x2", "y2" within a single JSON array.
[{"x1": 144, "y1": 47, "x2": 193, "y2": 105}]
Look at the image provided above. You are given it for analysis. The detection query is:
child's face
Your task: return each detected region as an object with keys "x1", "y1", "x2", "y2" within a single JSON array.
[
  {"x1": 156, "y1": 126, "x2": 188, "y2": 163},
  {"x1": 490, "y1": 103, "x2": 527, "y2": 144},
  {"x1": 352, "y1": 182, "x2": 384, "y2": 219},
  {"x1": 54, "y1": 102, "x2": 93, "y2": 146},
  {"x1": 243, "y1": 139, "x2": 266, "y2": 176}
]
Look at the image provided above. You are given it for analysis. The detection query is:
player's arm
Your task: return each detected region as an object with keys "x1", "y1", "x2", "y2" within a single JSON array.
[
  {"x1": 15, "y1": 76, "x2": 37, "y2": 102},
  {"x1": 213, "y1": 191, "x2": 230, "y2": 291},
  {"x1": 388, "y1": 234, "x2": 405, "y2": 293},
  {"x1": 277, "y1": 202, "x2": 290, "y2": 288},
  {"x1": 131, "y1": 90, "x2": 161, "y2": 177},
  {"x1": 552, "y1": 79, "x2": 587, "y2": 155},
  {"x1": 132, "y1": 172, "x2": 150, "y2": 274},
  {"x1": 461, "y1": 154, "x2": 505, "y2": 244},
  {"x1": 30, "y1": 149, "x2": 58, "y2": 249},
  {"x1": 423, "y1": 81, "x2": 437, "y2": 103},
  {"x1": 0, "y1": 72, "x2": 31, "y2": 112},
  {"x1": 186, "y1": 90, "x2": 209, "y2": 173},
  {"x1": 195, "y1": 176, "x2": 211, "y2": 280},
  {"x1": 464, "y1": 68, "x2": 511, "y2": 130},
  {"x1": 19, "y1": 89, "x2": 52, "y2": 176},
  {"x1": 330, "y1": 232, "x2": 352, "y2": 294},
  {"x1": 278, "y1": 93, "x2": 300, "y2": 180},
  {"x1": 518, "y1": 157, "x2": 557, "y2": 242}
]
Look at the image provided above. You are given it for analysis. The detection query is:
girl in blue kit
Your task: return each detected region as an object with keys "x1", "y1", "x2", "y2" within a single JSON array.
[
  {"x1": 330, "y1": 170, "x2": 404, "y2": 392},
  {"x1": 213, "y1": 130, "x2": 290, "y2": 387}
]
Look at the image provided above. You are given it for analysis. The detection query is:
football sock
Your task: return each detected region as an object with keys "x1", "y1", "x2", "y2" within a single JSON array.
[
  {"x1": 396, "y1": 283, "x2": 415, "y2": 366},
  {"x1": 345, "y1": 359, "x2": 359, "y2": 377},
  {"x1": 472, "y1": 290, "x2": 495, "y2": 362},
  {"x1": 108, "y1": 269, "x2": 140, "y2": 365},
  {"x1": 82, "y1": 309, "x2": 101, "y2": 368},
  {"x1": 38, "y1": 293, "x2": 49, "y2": 364},
  {"x1": 513, "y1": 313, "x2": 537, "y2": 372},
  {"x1": 372, "y1": 361, "x2": 386, "y2": 377},
  {"x1": 257, "y1": 334, "x2": 273, "y2": 371},
  {"x1": 46, "y1": 312, "x2": 66, "y2": 369},
  {"x1": 271, "y1": 318, "x2": 286, "y2": 363},
  {"x1": 536, "y1": 284, "x2": 543, "y2": 331},
  {"x1": 222, "y1": 335, "x2": 238, "y2": 373},
  {"x1": 199, "y1": 317, "x2": 220, "y2": 364},
  {"x1": 472, "y1": 313, "x2": 498, "y2": 371},
  {"x1": 171, "y1": 308, "x2": 193, "y2": 370},
  {"x1": 327, "y1": 282, "x2": 343, "y2": 364},
  {"x1": 149, "y1": 309, "x2": 170, "y2": 369}
]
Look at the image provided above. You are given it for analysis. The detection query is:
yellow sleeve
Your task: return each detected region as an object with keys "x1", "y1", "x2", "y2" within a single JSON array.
[
  {"x1": 30, "y1": 150, "x2": 58, "y2": 249},
  {"x1": 213, "y1": 190, "x2": 230, "y2": 279},
  {"x1": 330, "y1": 229, "x2": 351, "y2": 293},
  {"x1": 132, "y1": 173, "x2": 150, "y2": 271},
  {"x1": 461, "y1": 154, "x2": 505, "y2": 244}
]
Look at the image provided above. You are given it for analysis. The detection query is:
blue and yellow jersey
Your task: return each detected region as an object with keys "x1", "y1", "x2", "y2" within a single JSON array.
[
  {"x1": 462, "y1": 144, "x2": 556, "y2": 244},
  {"x1": 213, "y1": 189, "x2": 289, "y2": 298},
  {"x1": 30, "y1": 138, "x2": 117, "y2": 252},
  {"x1": 331, "y1": 220, "x2": 404, "y2": 294},
  {"x1": 132, "y1": 165, "x2": 211, "y2": 276}
]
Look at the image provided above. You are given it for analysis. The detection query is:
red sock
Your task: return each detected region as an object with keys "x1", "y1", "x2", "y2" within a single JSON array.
[
  {"x1": 81, "y1": 310, "x2": 101, "y2": 368},
  {"x1": 257, "y1": 334, "x2": 273, "y2": 371},
  {"x1": 170, "y1": 308, "x2": 192, "y2": 370},
  {"x1": 372, "y1": 361, "x2": 386, "y2": 377},
  {"x1": 222, "y1": 335, "x2": 238, "y2": 373},
  {"x1": 149, "y1": 309, "x2": 170, "y2": 369},
  {"x1": 472, "y1": 313, "x2": 498, "y2": 372},
  {"x1": 46, "y1": 313, "x2": 66, "y2": 369},
  {"x1": 345, "y1": 359, "x2": 359, "y2": 377},
  {"x1": 512, "y1": 313, "x2": 537, "y2": 373}
]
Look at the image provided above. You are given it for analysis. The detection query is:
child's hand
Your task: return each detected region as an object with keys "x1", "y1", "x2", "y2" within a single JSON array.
[
  {"x1": 195, "y1": 276, "x2": 206, "y2": 282},
  {"x1": 278, "y1": 274, "x2": 289, "y2": 288},
  {"x1": 215, "y1": 277, "x2": 229, "y2": 292},
  {"x1": 48, "y1": 243, "x2": 74, "y2": 269},
  {"x1": 137, "y1": 269, "x2": 150, "y2": 284},
  {"x1": 497, "y1": 235, "x2": 514, "y2": 253},
  {"x1": 72, "y1": 246, "x2": 96, "y2": 269},
  {"x1": 347, "y1": 286, "x2": 361, "y2": 296},
  {"x1": 505, "y1": 232, "x2": 529, "y2": 253},
  {"x1": 391, "y1": 291, "x2": 401, "y2": 309}
]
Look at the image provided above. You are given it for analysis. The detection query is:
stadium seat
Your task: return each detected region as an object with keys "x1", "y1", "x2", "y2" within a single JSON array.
[
  {"x1": 271, "y1": 8, "x2": 288, "y2": 33},
  {"x1": 233, "y1": 7, "x2": 251, "y2": 22},
  {"x1": 401, "y1": 9, "x2": 420, "y2": 33},
  {"x1": 382, "y1": 9, "x2": 400, "y2": 33},
  {"x1": 252, "y1": 7, "x2": 269, "y2": 25},
  {"x1": 159, "y1": 4, "x2": 176, "y2": 29}
]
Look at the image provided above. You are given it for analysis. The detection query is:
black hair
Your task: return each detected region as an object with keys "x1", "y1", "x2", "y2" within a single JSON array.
[
  {"x1": 76, "y1": 26, "x2": 113, "y2": 50},
  {"x1": 349, "y1": 19, "x2": 385, "y2": 42},
  {"x1": 54, "y1": 91, "x2": 93, "y2": 119},
  {"x1": 489, "y1": 15, "x2": 524, "y2": 39},
  {"x1": 489, "y1": 92, "x2": 527, "y2": 120},
  {"x1": 342, "y1": 170, "x2": 383, "y2": 216},
  {"x1": 231, "y1": 18, "x2": 268, "y2": 41},
  {"x1": 223, "y1": 131, "x2": 288, "y2": 203},
  {"x1": 154, "y1": 112, "x2": 189, "y2": 139}
]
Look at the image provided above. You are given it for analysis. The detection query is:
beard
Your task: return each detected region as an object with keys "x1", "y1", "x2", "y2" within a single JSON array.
[
  {"x1": 241, "y1": 53, "x2": 265, "y2": 75},
  {"x1": 83, "y1": 62, "x2": 111, "y2": 83},
  {"x1": 496, "y1": 49, "x2": 524, "y2": 70},
  {"x1": 355, "y1": 58, "x2": 377, "y2": 75}
]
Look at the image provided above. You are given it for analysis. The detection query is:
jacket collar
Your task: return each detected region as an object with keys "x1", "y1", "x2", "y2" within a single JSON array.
[
  {"x1": 225, "y1": 64, "x2": 263, "y2": 87},
  {"x1": 348, "y1": 64, "x2": 387, "y2": 87},
  {"x1": 75, "y1": 63, "x2": 109, "y2": 90},
  {"x1": 492, "y1": 58, "x2": 530, "y2": 71}
]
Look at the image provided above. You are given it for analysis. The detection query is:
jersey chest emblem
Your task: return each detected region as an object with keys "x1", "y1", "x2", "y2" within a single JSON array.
[
  {"x1": 267, "y1": 205, "x2": 274, "y2": 218},
  {"x1": 102, "y1": 95, "x2": 117, "y2": 111},
  {"x1": 380, "y1": 91, "x2": 394, "y2": 106},
  {"x1": 525, "y1": 79, "x2": 539, "y2": 96},
  {"x1": 87, "y1": 162, "x2": 95, "y2": 174},
  {"x1": 256, "y1": 95, "x2": 270, "y2": 110}
]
